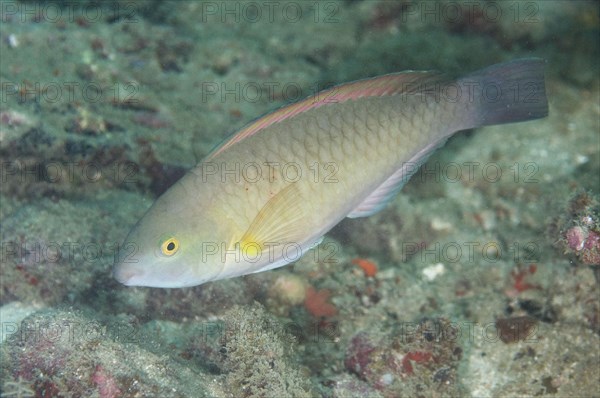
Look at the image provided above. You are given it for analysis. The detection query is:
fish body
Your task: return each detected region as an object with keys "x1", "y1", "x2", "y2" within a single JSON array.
[{"x1": 114, "y1": 59, "x2": 548, "y2": 288}]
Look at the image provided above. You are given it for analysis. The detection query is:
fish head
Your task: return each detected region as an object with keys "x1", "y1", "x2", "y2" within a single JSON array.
[{"x1": 113, "y1": 179, "x2": 227, "y2": 288}]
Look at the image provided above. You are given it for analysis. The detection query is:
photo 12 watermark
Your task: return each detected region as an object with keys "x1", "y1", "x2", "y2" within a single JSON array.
[
  {"x1": 1, "y1": 160, "x2": 139, "y2": 186},
  {"x1": 402, "y1": 240, "x2": 540, "y2": 265},
  {"x1": 1, "y1": 239, "x2": 126, "y2": 266},
  {"x1": 1, "y1": 81, "x2": 140, "y2": 106},
  {"x1": 198, "y1": 1, "x2": 340, "y2": 24},
  {"x1": 197, "y1": 161, "x2": 339, "y2": 184},
  {"x1": 1, "y1": 319, "x2": 140, "y2": 345},
  {"x1": 1, "y1": 1, "x2": 140, "y2": 24},
  {"x1": 397, "y1": 1, "x2": 540, "y2": 24}
]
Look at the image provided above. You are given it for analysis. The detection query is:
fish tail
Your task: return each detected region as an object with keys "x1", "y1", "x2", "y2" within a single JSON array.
[{"x1": 457, "y1": 58, "x2": 548, "y2": 129}]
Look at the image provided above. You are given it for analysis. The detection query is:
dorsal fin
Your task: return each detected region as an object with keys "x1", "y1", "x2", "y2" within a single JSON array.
[{"x1": 205, "y1": 71, "x2": 443, "y2": 160}]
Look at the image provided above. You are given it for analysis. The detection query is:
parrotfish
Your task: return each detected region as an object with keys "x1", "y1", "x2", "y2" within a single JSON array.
[{"x1": 114, "y1": 58, "x2": 548, "y2": 288}]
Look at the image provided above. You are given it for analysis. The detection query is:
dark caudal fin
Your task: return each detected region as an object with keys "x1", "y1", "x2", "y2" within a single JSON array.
[{"x1": 457, "y1": 58, "x2": 548, "y2": 129}]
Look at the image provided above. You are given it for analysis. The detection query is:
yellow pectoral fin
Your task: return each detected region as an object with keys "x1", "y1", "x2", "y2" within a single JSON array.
[
  {"x1": 238, "y1": 183, "x2": 308, "y2": 257},
  {"x1": 239, "y1": 238, "x2": 262, "y2": 258}
]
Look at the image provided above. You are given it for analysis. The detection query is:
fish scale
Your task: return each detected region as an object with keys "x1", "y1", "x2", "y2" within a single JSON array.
[{"x1": 114, "y1": 59, "x2": 548, "y2": 288}]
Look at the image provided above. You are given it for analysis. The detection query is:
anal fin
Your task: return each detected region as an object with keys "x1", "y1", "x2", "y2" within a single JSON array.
[{"x1": 348, "y1": 138, "x2": 448, "y2": 218}]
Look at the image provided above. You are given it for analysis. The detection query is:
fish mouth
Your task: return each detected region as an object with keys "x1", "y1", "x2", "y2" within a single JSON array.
[
  {"x1": 113, "y1": 264, "x2": 139, "y2": 286},
  {"x1": 112, "y1": 259, "x2": 202, "y2": 288}
]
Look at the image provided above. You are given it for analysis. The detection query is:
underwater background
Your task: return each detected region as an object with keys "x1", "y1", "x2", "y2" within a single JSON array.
[{"x1": 0, "y1": 0, "x2": 599, "y2": 397}]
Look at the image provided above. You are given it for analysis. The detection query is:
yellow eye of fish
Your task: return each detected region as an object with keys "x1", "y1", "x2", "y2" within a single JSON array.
[{"x1": 160, "y1": 237, "x2": 179, "y2": 256}]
